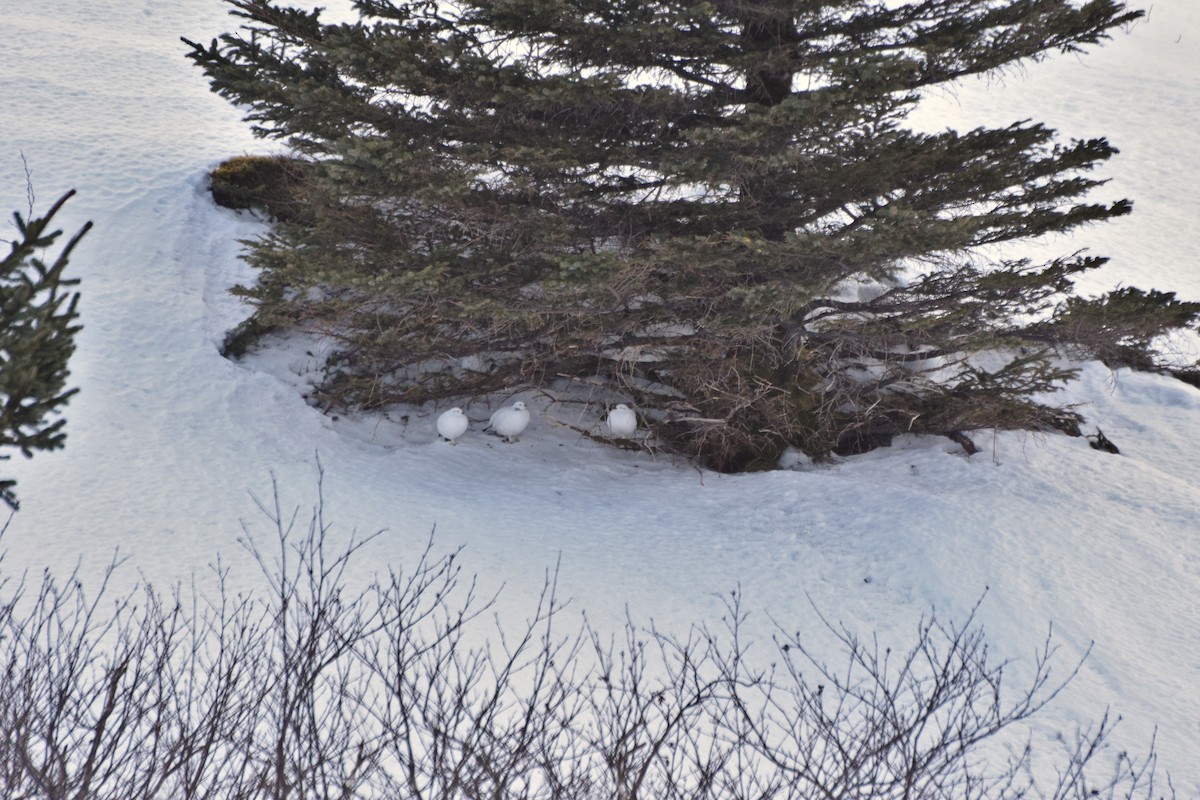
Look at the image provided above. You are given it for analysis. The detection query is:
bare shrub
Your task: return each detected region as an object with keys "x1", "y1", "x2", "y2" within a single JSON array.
[{"x1": 0, "y1": 486, "x2": 1170, "y2": 799}]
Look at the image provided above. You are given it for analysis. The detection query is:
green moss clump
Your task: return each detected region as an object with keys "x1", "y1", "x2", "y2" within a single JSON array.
[{"x1": 209, "y1": 155, "x2": 311, "y2": 223}]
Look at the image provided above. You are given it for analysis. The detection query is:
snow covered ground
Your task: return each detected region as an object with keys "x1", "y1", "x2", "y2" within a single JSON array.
[{"x1": 2, "y1": 0, "x2": 1197, "y2": 791}]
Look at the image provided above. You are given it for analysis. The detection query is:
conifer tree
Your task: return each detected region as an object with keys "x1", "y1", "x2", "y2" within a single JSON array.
[
  {"x1": 1, "y1": 191, "x2": 88, "y2": 510},
  {"x1": 186, "y1": 0, "x2": 1198, "y2": 469}
]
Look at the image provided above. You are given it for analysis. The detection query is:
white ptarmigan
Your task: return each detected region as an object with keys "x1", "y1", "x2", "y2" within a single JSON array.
[
  {"x1": 605, "y1": 403, "x2": 637, "y2": 438},
  {"x1": 488, "y1": 401, "x2": 530, "y2": 443},
  {"x1": 436, "y1": 407, "x2": 469, "y2": 443}
]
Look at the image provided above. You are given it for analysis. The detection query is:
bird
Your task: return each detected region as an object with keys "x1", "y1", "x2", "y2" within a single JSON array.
[
  {"x1": 487, "y1": 401, "x2": 530, "y2": 442},
  {"x1": 605, "y1": 403, "x2": 637, "y2": 438},
  {"x1": 436, "y1": 407, "x2": 469, "y2": 443}
]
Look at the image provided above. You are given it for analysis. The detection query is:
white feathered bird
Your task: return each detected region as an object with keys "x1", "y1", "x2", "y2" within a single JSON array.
[
  {"x1": 605, "y1": 403, "x2": 637, "y2": 438},
  {"x1": 436, "y1": 407, "x2": 469, "y2": 443},
  {"x1": 488, "y1": 401, "x2": 530, "y2": 442}
]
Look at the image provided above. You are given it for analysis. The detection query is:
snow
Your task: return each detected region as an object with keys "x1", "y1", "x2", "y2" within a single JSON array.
[{"x1": 2, "y1": 0, "x2": 1198, "y2": 791}]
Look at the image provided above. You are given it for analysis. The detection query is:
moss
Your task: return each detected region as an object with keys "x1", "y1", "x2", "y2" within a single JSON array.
[
  {"x1": 209, "y1": 155, "x2": 312, "y2": 223},
  {"x1": 219, "y1": 315, "x2": 276, "y2": 359}
]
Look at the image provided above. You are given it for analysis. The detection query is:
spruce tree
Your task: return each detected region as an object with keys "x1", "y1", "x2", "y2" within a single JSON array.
[
  {"x1": 1, "y1": 191, "x2": 88, "y2": 510},
  {"x1": 186, "y1": 0, "x2": 1198, "y2": 469}
]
